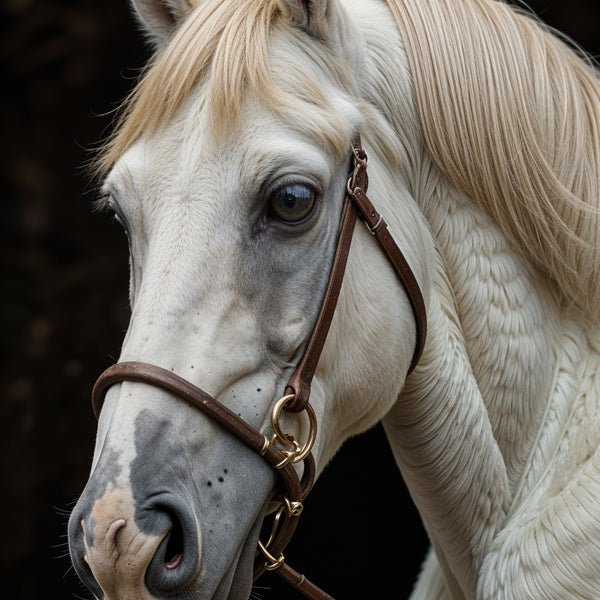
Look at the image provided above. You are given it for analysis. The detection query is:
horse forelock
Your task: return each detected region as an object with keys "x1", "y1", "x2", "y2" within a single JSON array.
[
  {"x1": 388, "y1": 0, "x2": 600, "y2": 324},
  {"x1": 96, "y1": 0, "x2": 355, "y2": 179}
]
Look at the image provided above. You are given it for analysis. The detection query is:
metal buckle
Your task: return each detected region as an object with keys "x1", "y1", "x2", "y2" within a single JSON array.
[
  {"x1": 255, "y1": 392, "x2": 315, "y2": 570},
  {"x1": 352, "y1": 144, "x2": 368, "y2": 168},
  {"x1": 364, "y1": 214, "x2": 383, "y2": 235},
  {"x1": 347, "y1": 144, "x2": 368, "y2": 196},
  {"x1": 268, "y1": 393, "x2": 317, "y2": 468}
]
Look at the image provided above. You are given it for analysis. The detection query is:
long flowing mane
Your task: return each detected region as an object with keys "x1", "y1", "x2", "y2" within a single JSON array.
[{"x1": 388, "y1": 0, "x2": 600, "y2": 323}]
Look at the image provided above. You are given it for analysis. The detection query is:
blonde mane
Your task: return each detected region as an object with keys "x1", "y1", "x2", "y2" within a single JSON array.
[
  {"x1": 97, "y1": 0, "x2": 354, "y2": 176},
  {"x1": 387, "y1": 0, "x2": 600, "y2": 323}
]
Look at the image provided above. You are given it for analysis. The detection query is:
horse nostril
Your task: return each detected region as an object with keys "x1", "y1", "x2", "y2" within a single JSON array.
[
  {"x1": 144, "y1": 501, "x2": 200, "y2": 595},
  {"x1": 164, "y1": 513, "x2": 184, "y2": 569}
]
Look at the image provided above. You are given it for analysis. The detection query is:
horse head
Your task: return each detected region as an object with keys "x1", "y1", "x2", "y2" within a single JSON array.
[{"x1": 68, "y1": 1, "x2": 431, "y2": 598}]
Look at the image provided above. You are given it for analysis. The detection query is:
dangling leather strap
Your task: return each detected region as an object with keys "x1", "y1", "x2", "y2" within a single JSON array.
[{"x1": 285, "y1": 137, "x2": 426, "y2": 413}]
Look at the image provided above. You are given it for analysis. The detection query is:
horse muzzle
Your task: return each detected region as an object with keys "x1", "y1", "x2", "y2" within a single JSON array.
[{"x1": 69, "y1": 485, "x2": 202, "y2": 599}]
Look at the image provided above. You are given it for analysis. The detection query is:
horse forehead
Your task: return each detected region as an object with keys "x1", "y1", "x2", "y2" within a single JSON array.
[
  {"x1": 109, "y1": 120, "x2": 338, "y2": 221},
  {"x1": 110, "y1": 140, "x2": 240, "y2": 207}
]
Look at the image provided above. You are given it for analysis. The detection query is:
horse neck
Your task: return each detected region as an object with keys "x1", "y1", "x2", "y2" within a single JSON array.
[
  {"x1": 422, "y1": 183, "x2": 569, "y2": 486},
  {"x1": 382, "y1": 180, "x2": 599, "y2": 596},
  {"x1": 353, "y1": 1, "x2": 600, "y2": 594},
  {"x1": 353, "y1": 0, "x2": 598, "y2": 494},
  {"x1": 431, "y1": 175, "x2": 600, "y2": 470}
]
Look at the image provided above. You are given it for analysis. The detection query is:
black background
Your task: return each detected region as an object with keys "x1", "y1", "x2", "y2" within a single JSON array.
[{"x1": 2, "y1": 1, "x2": 599, "y2": 599}]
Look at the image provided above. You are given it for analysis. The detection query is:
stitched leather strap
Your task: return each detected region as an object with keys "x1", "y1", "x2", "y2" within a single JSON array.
[{"x1": 285, "y1": 137, "x2": 426, "y2": 413}]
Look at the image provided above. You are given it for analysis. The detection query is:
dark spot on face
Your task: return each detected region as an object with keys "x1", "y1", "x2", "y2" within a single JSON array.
[
  {"x1": 224, "y1": 469, "x2": 228, "y2": 474},
  {"x1": 207, "y1": 481, "x2": 212, "y2": 487},
  {"x1": 218, "y1": 477, "x2": 224, "y2": 483},
  {"x1": 256, "y1": 388, "x2": 261, "y2": 392}
]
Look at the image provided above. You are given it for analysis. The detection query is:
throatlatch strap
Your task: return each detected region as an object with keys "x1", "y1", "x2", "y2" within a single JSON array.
[{"x1": 351, "y1": 186, "x2": 427, "y2": 370}]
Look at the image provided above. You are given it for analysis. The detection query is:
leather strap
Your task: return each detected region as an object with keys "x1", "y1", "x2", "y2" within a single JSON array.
[
  {"x1": 351, "y1": 186, "x2": 427, "y2": 370},
  {"x1": 92, "y1": 361, "x2": 313, "y2": 583},
  {"x1": 285, "y1": 137, "x2": 426, "y2": 414},
  {"x1": 285, "y1": 196, "x2": 359, "y2": 412},
  {"x1": 277, "y1": 563, "x2": 335, "y2": 600},
  {"x1": 92, "y1": 362, "x2": 313, "y2": 497}
]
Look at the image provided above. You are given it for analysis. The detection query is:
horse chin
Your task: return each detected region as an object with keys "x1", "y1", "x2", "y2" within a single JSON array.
[{"x1": 210, "y1": 500, "x2": 268, "y2": 600}]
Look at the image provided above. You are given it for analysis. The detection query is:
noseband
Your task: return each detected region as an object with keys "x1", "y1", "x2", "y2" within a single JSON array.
[{"x1": 91, "y1": 136, "x2": 426, "y2": 600}]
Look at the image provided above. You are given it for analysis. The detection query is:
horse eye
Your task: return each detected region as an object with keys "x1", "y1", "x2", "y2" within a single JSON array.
[
  {"x1": 105, "y1": 197, "x2": 129, "y2": 236},
  {"x1": 113, "y1": 212, "x2": 126, "y2": 229},
  {"x1": 268, "y1": 184, "x2": 316, "y2": 224}
]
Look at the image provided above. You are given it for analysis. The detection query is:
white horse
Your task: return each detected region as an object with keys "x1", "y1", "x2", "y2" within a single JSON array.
[{"x1": 68, "y1": 0, "x2": 600, "y2": 598}]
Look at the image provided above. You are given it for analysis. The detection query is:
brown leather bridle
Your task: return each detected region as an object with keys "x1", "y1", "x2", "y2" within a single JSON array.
[{"x1": 91, "y1": 137, "x2": 426, "y2": 600}]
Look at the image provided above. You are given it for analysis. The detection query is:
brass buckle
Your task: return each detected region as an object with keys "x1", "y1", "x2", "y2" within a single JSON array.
[
  {"x1": 255, "y1": 390, "x2": 315, "y2": 571},
  {"x1": 347, "y1": 144, "x2": 368, "y2": 196},
  {"x1": 267, "y1": 393, "x2": 317, "y2": 469}
]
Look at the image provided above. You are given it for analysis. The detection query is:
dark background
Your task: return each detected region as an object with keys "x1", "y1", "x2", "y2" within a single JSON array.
[{"x1": 2, "y1": 1, "x2": 599, "y2": 599}]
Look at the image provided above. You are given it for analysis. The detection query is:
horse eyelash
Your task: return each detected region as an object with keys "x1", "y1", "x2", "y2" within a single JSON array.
[
  {"x1": 92, "y1": 194, "x2": 111, "y2": 214},
  {"x1": 93, "y1": 194, "x2": 130, "y2": 233}
]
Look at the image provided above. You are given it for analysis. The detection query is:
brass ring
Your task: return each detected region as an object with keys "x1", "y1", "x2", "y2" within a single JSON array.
[
  {"x1": 352, "y1": 144, "x2": 368, "y2": 166},
  {"x1": 270, "y1": 394, "x2": 297, "y2": 446},
  {"x1": 270, "y1": 394, "x2": 317, "y2": 464},
  {"x1": 257, "y1": 540, "x2": 285, "y2": 571},
  {"x1": 347, "y1": 175, "x2": 356, "y2": 195}
]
